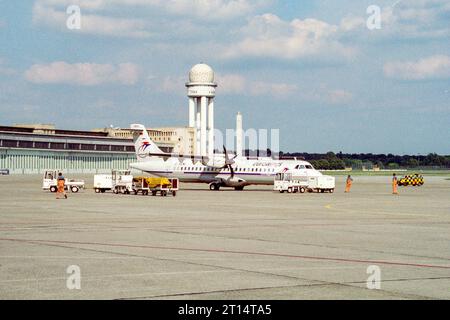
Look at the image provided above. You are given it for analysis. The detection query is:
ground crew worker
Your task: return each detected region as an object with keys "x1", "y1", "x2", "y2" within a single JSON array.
[
  {"x1": 392, "y1": 173, "x2": 399, "y2": 195},
  {"x1": 345, "y1": 175, "x2": 353, "y2": 193},
  {"x1": 56, "y1": 172, "x2": 67, "y2": 199}
]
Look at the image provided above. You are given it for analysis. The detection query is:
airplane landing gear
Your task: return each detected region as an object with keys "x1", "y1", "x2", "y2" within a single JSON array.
[
  {"x1": 234, "y1": 186, "x2": 244, "y2": 191},
  {"x1": 209, "y1": 183, "x2": 221, "y2": 191}
]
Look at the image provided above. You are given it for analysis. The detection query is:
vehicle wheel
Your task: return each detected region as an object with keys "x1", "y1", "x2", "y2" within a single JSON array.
[
  {"x1": 50, "y1": 186, "x2": 57, "y2": 193},
  {"x1": 299, "y1": 187, "x2": 305, "y2": 193},
  {"x1": 172, "y1": 191, "x2": 176, "y2": 197},
  {"x1": 152, "y1": 191, "x2": 157, "y2": 196},
  {"x1": 101, "y1": 189, "x2": 106, "y2": 193},
  {"x1": 71, "y1": 186, "x2": 79, "y2": 193},
  {"x1": 280, "y1": 190, "x2": 284, "y2": 193},
  {"x1": 209, "y1": 183, "x2": 217, "y2": 191},
  {"x1": 95, "y1": 188, "x2": 100, "y2": 193},
  {"x1": 134, "y1": 190, "x2": 138, "y2": 195},
  {"x1": 288, "y1": 187, "x2": 292, "y2": 193},
  {"x1": 113, "y1": 189, "x2": 118, "y2": 194},
  {"x1": 330, "y1": 189, "x2": 334, "y2": 193}
]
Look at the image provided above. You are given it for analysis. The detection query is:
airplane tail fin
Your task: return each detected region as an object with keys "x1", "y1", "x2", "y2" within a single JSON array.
[{"x1": 130, "y1": 124, "x2": 164, "y2": 161}]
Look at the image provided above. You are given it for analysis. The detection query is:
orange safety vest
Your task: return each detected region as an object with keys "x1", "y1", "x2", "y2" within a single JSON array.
[{"x1": 57, "y1": 179, "x2": 65, "y2": 193}]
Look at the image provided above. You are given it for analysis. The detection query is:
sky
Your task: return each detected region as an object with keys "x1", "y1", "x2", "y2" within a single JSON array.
[{"x1": 0, "y1": 0, "x2": 449, "y2": 154}]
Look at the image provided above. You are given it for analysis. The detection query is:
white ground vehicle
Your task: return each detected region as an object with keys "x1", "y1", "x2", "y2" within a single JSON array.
[
  {"x1": 112, "y1": 170, "x2": 134, "y2": 194},
  {"x1": 93, "y1": 174, "x2": 113, "y2": 193},
  {"x1": 307, "y1": 175, "x2": 335, "y2": 193},
  {"x1": 42, "y1": 170, "x2": 85, "y2": 193},
  {"x1": 274, "y1": 172, "x2": 308, "y2": 193}
]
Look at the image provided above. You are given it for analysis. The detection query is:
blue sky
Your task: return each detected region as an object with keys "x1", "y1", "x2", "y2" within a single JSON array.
[{"x1": 0, "y1": 0, "x2": 449, "y2": 154}]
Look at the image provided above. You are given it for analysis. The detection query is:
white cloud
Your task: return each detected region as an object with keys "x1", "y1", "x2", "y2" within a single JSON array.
[
  {"x1": 384, "y1": 55, "x2": 450, "y2": 80},
  {"x1": 218, "y1": 73, "x2": 297, "y2": 97},
  {"x1": 32, "y1": 2, "x2": 152, "y2": 38},
  {"x1": 34, "y1": 0, "x2": 269, "y2": 21},
  {"x1": 222, "y1": 14, "x2": 355, "y2": 60},
  {"x1": 163, "y1": 0, "x2": 271, "y2": 20},
  {"x1": 25, "y1": 62, "x2": 140, "y2": 85}
]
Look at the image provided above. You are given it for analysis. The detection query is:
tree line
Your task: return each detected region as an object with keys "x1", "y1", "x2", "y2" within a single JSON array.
[{"x1": 278, "y1": 151, "x2": 450, "y2": 170}]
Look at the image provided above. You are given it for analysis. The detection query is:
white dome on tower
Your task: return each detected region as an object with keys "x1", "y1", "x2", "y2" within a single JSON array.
[{"x1": 189, "y1": 63, "x2": 214, "y2": 83}]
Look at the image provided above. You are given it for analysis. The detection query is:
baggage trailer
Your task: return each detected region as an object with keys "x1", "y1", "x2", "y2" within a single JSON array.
[
  {"x1": 133, "y1": 177, "x2": 179, "y2": 197},
  {"x1": 307, "y1": 175, "x2": 335, "y2": 193},
  {"x1": 42, "y1": 170, "x2": 85, "y2": 193},
  {"x1": 93, "y1": 174, "x2": 113, "y2": 193},
  {"x1": 274, "y1": 173, "x2": 308, "y2": 193}
]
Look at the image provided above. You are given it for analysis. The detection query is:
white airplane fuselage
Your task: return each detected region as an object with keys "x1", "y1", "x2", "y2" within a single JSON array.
[{"x1": 130, "y1": 157, "x2": 322, "y2": 187}]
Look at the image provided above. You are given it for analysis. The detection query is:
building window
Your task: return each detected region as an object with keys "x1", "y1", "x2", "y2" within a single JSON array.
[
  {"x1": 34, "y1": 142, "x2": 49, "y2": 149},
  {"x1": 96, "y1": 145, "x2": 110, "y2": 151},
  {"x1": 50, "y1": 142, "x2": 65, "y2": 150},
  {"x1": 1, "y1": 140, "x2": 18, "y2": 147},
  {"x1": 18, "y1": 141, "x2": 34, "y2": 148},
  {"x1": 68, "y1": 143, "x2": 80, "y2": 150},
  {"x1": 81, "y1": 144, "x2": 95, "y2": 151}
]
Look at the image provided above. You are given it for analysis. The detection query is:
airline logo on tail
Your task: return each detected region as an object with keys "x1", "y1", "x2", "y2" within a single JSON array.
[{"x1": 138, "y1": 139, "x2": 151, "y2": 158}]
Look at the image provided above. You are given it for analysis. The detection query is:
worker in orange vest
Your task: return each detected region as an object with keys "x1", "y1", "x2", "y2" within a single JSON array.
[
  {"x1": 345, "y1": 175, "x2": 353, "y2": 193},
  {"x1": 56, "y1": 172, "x2": 68, "y2": 199},
  {"x1": 392, "y1": 173, "x2": 399, "y2": 195}
]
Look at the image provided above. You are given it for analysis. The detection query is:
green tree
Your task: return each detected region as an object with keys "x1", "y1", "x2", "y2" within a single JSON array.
[
  {"x1": 387, "y1": 162, "x2": 400, "y2": 169},
  {"x1": 407, "y1": 158, "x2": 419, "y2": 168}
]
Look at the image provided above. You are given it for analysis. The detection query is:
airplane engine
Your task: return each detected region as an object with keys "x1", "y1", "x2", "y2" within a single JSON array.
[{"x1": 221, "y1": 177, "x2": 247, "y2": 187}]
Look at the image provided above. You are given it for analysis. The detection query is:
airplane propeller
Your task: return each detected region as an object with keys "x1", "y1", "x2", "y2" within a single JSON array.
[{"x1": 223, "y1": 146, "x2": 238, "y2": 178}]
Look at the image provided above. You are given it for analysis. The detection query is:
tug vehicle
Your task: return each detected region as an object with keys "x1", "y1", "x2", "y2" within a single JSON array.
[
  {"x1": 42, "y1": 170, "x2": 85, "y2": 193},
  {"x1": 398, "y1": 174, "x2": 424, "y2": 186}
]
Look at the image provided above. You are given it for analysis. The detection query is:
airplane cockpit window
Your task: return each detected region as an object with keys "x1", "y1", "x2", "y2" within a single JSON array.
[
  {"x1": 305, "y1": 165, "x2": 313, "y2": 169},
  {"x1": 295, "y1": 165, "x2": 299, "y2": 169}
]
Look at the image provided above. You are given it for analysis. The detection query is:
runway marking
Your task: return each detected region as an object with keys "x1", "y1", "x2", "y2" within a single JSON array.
[{"x1": 1, "y1": 237, "x2": 450, "y2": 270}]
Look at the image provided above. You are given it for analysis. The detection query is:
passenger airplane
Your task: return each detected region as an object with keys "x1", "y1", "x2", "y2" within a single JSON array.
[{"x1": 129, "y1": 124, "x2": 322, "y2": 190}]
